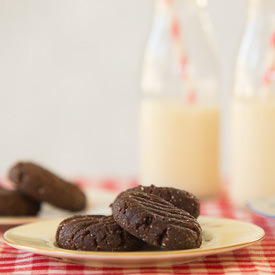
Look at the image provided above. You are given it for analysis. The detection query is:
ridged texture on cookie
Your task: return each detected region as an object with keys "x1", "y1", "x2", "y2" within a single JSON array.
[
  {"x1": 56, "y1": 215, "x2": 145, "y2": 251},
  {"x1": 117, "y1": 185, "x2": 200, "y2": 218},
  {"x1": 9, "y1": 162, "x2": 86, "y2": 211},
  {"x1": 112, "y1": 191, "x2": 202, "y2": 250},
  {"x1": 0, "y1": 187, "x2": 40, "y2": 216}
]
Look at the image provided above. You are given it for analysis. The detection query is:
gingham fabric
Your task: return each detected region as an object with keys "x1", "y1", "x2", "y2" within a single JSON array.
[{"x1": 1, "y1": 179, "x2": 275, "y2": 275}]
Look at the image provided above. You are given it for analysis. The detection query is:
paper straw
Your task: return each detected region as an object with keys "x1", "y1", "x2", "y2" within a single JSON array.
[
  {"x1": 261, "y1": 31, "x2": 275, "y2": 97},
  {"x1": 165, "y1": 0, "x2": 196, "y2": 104}
]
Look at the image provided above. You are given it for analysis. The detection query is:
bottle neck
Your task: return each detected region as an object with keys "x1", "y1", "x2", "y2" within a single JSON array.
[{"x1": 234, "y1": 0, "x2": 275, "y2": 99}]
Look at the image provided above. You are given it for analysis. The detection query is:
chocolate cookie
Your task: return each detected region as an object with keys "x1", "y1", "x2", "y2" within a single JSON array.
[
  {"x1": 112, "y1": 191, "x2": 202, "y2": 250},
  {"x1": 56, "y1": 215, "x2": 145, "y2": 251},
  {"x1": 9, "y1": 162, "x2": 86, "y2": 211},
  {"x1": 0, "y1": 187, "x2": 40, "y2": 216},
  {"x1": 116, "y1": 185, "x2": 200, "y2": 218}
]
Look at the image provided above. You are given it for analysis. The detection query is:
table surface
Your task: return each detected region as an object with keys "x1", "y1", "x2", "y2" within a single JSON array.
[{"x1": 0, "y1": 179, "x2": 275, "y2": 275}]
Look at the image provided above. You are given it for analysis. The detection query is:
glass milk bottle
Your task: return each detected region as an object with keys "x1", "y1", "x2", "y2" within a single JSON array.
[
  {"x1": 231, "y1": 0, "x2": 275, "y2": 205},
  {"x1": 139, "y1": 0, "x2": 220, "y2": 198}
]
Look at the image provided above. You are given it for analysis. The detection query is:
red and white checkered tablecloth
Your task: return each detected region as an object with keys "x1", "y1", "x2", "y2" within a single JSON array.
[{"x1": 1, "y1": 179, "x2": 275, "y2": 275}]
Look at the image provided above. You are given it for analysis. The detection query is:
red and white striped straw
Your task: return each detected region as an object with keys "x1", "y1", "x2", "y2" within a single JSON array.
[
  {"x1": 261, "y1": 31, "x2": 275, "y2": 96},
  {"x1": 165, "y1": 0, "x2": 196, "y2": 104}
]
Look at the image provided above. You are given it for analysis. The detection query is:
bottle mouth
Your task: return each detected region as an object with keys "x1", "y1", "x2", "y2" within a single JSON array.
[{"x1": 196, "y1": 0, "x2": 208, "y2": 8}]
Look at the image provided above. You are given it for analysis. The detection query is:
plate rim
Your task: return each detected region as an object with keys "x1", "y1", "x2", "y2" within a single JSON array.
[
  {"x1": 247, "y1": 197, "x2": 275, "y2": 218},
  {"x1": 3, "y1": 216, "x2": 265, "y2": 259}
]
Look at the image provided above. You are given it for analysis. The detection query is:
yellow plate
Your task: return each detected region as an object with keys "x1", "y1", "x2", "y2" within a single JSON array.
[{"x1": 3, "y1": 216, "x2": 265, "y2": 267}]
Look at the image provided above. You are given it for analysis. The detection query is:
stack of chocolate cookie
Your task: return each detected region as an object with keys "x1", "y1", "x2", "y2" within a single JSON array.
[
  {"x1": 0, "y1": 162, "x2": 86, "y2": 216},
  {"x1": 56, "y1": 185, "x2": 202, "y2": 252}
]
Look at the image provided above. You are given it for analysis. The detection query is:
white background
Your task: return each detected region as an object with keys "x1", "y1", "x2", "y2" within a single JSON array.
[{"x1": 0, "y1": 0, "x2": 246, "y2": 179}]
